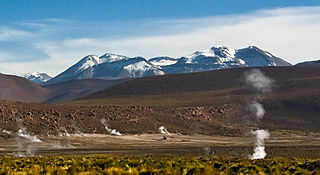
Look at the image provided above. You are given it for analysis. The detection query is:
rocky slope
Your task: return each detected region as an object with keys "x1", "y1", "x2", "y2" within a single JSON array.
[{"x1": 0, "y1": 101, "x2": 245, "y2": 135}]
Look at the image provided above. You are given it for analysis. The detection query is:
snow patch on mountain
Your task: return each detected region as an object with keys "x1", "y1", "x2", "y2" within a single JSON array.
[
  {"x1": 99, "y1": 53, "x2": 128, "y2": 63},
  {"x1": 122, "y1": 59, "x2": 164, "y2": 77},
  {"x1": 187, "y1": 50, "x2": 214, "y2": 63},
  {"x1": 24, "y1": 72, "x2": 52, "y2": 84},
  {"x1": 211, "y1": 46, "x2": 236, "y2": 62},
  {"x1": 78, "y1": 55, "x2": 100, "y2": 71},
  {"x1": 238, "y1": 59, "x2": 246, "y2": 65},
  {"x1": 77, "y1": 54, "x2": 128, "y2": 71},
  {"x1": 123, "y1": 61, "x2": 154, "y2": 78},
  {"x1": 186, "y1": 45, "x2": 236, "y2": 63},
  {"x1": 149, "y1": 57, "x2": 179, "y2": 66}
]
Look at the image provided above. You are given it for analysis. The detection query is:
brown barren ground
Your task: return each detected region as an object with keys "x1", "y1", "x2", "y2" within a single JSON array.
[{"x1": 0, "y1": 132, "x2": 319, "y2": 158}]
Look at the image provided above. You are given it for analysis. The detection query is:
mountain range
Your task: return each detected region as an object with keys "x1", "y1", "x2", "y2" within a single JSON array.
[{"x1": 32, "y1": 45, "x2": 291, "y2": 84}]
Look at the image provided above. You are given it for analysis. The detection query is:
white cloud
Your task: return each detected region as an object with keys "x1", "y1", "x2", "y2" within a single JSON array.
[
  {"x1": 0, "y1": 28, "x2": 33, "y2": 41},
  {"x1": 105, "y1": 6, "x2": 320, "y2": 62},
  {"x1": 0, "y1": 6, "x2": 319, "y2": 76}
]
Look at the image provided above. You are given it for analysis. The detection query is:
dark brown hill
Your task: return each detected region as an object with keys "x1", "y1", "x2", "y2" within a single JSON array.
[
  {"x1": 80, "y1": 66, "x2": 320, "y2": 99},
  {"x1": 0, "y1": 73, "x2": 127, "y2": 103},
  {"x1": 42, "y1": 78, "x2": 128, "y2": 103},
  {"x1": 73, "y1": 66, "x2": 320, "y2": 132},
  {"x1": 0, "y1": 73, "x2": 49, "y2": 102}
]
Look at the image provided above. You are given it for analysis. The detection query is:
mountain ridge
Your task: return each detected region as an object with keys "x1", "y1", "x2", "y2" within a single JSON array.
[
  {"x1": 24, "y1": 72, "x2": 52, "y2": 84},
  {"x1": 44, "y1": 45, "x2": 291, "y2": 84},
  {"x1": 296, "y1": 59, "x2": 320, "y2": 67}
]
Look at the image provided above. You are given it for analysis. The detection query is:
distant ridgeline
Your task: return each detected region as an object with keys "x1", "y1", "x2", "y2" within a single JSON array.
[{"x1": 42, "y1": 45, "x2": 291, "y2": 85}]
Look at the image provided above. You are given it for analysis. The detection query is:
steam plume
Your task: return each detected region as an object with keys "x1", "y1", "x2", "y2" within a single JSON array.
[
  {"x1": 250, "y1": 130, "x2": 270, "y2": 159},
  {"x1": 51, "y1": 141, "x2": 74, "y2": 149},
  {"x1": 58, "y1": 128, "x2": 71, "y2": 137},
  {"x1": 17, "y1": 128, "x2": 42, "y2": 143},
  {"x1": 245, "y1": 69, "x2": 273, "y2": 93},
  {"x1": 244, "y1": 69, "x2": 273, "y2": 159},
  {"x1": 2, "y1": 129, "x2": 12, "y2": 135},
  {"x1": 248, "y1": 101, "x2": 265, "y2": 120},
  {"x1": 158, "y1": 126, "x2": 171, "y2": 136},
  {"x1": 15, "y1": 121, "x2": 41, "y2": 157},
  {"x1": 101, "y1": 118, "x2": 122, "y2": 136}
]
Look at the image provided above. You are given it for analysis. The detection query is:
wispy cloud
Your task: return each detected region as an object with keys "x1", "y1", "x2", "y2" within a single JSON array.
[
  {"x1": 0, "y1": 28, "x2": 33, "y2": 41},
  {"x1": 0, "y1": 6, "x2": 319, "y2": 76}
]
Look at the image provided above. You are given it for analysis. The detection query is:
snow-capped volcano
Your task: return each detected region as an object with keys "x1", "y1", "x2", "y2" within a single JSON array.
[
  {"x1": 24, "y1": 72, "x2": 52, "y2": 84},
  {"x1": 76, "y1": 54, "x2": 128, "y2": 71},
  {"x1": 184, "y1": 45, "x2": 289, "y2": 66},
  {"x1": 160, "y1": 45, "x2": 290, "y2": 75},
  {"x1": 235, "y1": 46, "x2": 290, "y2": 66},
  {"x1": 186, "y1": 45, "x2": 237, "y2": 63},
  {"x1": 45, "y1": 45, "x2": 291, "y2": 84},
  {"x1": 46, "y1": 54, "x2": 162, "y2": 84}
]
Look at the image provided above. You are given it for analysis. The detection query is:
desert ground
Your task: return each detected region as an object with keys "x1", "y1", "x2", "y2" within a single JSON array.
[{"x1": 0, "y1": 131, "x2": 319, "y2": 158}]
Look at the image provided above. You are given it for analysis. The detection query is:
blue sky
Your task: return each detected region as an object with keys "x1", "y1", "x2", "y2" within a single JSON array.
[
  {"x1": 1, "y1": 0, "x2": 320, "y2": 76},
  {"x1": 1, "y1": 0, "x2": 320, "y2": 22}
]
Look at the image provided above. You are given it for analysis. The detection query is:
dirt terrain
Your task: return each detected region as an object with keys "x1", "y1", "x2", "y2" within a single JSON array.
[
  {"x1": 0, "y1": 100, "x2": 247, "y2": 136},
  {"x1": 0, "y1": 131, "x2": 319, "y2": 158},
  {"x1": 1, "y1": 99, "x2": 318, "y2": 136}
]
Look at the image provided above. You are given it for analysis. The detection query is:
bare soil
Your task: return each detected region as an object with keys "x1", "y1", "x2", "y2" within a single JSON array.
[
  {"x1": 0, "y1": 101, "x2": 250, "y2": 136},
  {"x1": 0, "y1": 132, "x2": 319, "y2": 158}
]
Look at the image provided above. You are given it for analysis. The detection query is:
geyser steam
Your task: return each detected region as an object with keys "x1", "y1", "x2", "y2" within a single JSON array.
[
  {"x1": 245, "y1": 69, "x2": 273, "y2": 93},
  {"x1": 158, "y1": 126, "x2": 171, "y2": 136},
  {"x1": 17, "y1": 128, "x2": 42, "y2": 143},
  {"x1": 101, "y1": 118, "x2": 122, "y2": 136},
  {"x1": 244, "y1": 69, "x2": 273, "y2": 159},
  {"x1": 248, "y1": 101, "x2": 265, "y2": 120},
  {"x1": 15, "y1": 120, "x2": 42, "y2": 157},
  {"x1": 250, "y1": 129, "x2": 270, "y2": 159}
]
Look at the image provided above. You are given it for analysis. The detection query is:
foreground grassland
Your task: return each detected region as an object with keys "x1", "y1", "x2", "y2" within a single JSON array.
[{"x1": 0, "y1": 155, "x2": 319, "y2": 175}]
